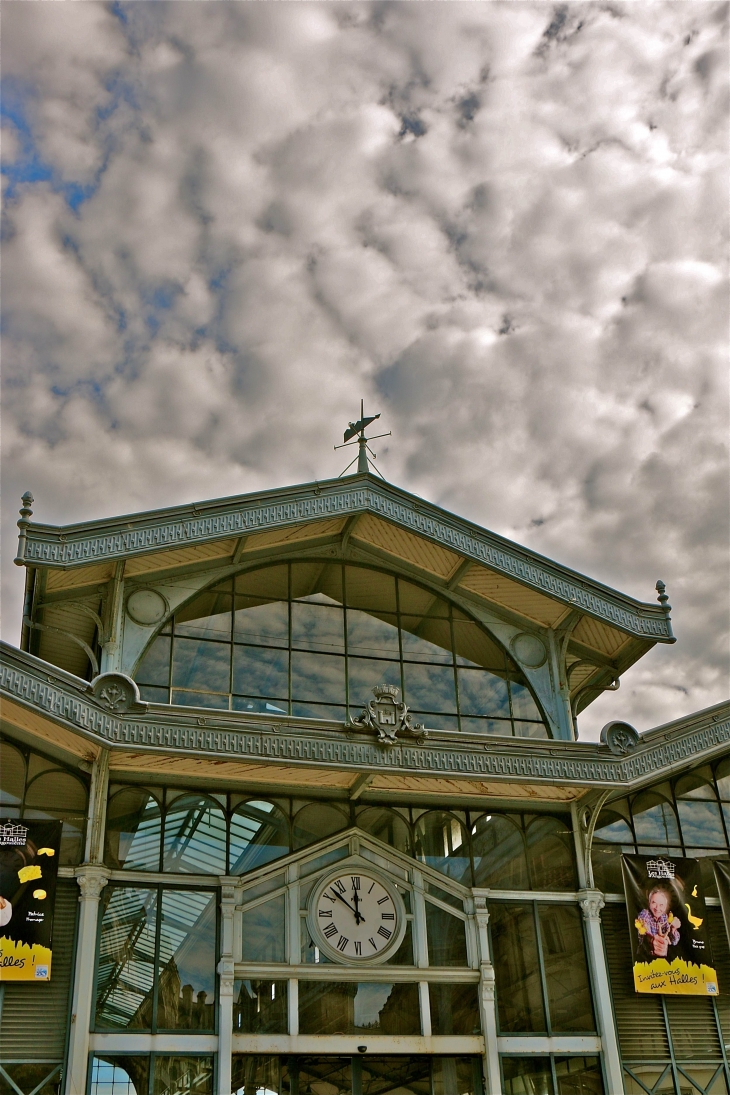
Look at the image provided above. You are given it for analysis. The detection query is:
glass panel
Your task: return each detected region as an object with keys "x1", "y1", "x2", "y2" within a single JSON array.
[
  {"x1": 665, "y1": 992, "x2": 723, "y2": 1059},
  {"x1": 90, "y1": 1057, "x2": 150, "y2": 1095},
  {"x1": 156, "y1": 890, "x2": 216, "y2": 1031},
  {"x1": 232, "y1": 645, "x2": 288, "y2": 700},
  {"x1": 348, "y1": 657, "x2": 402, "y2": 705},
  {"x1": 345, "y1": 567, "x2": 397, "y2": 611},
  {"x1": 346, "y1": 609, "x2": 400, "y2": 657},
  {"x1": 233, "y1": 979, "x2": 288, "y2": 1033},
  {"x1": 231, "y1": 1056, "x2": 281, "y2": 1095},
  {"x1": 230, "y1": 801, "x2": 289, "y2": 874},
  {"x1": 361, "y1": 1056, "x2": 433, "y2": 1094},
  {"x1": 290, "y1": 562, "x2": 343, "y2": 603},
  {"x1": 23, "y1": 769, "x2": 88, "y2": 865},
  {"x1": 510, "y1": 681, "x2": 542, "y2": 721},
  {"x1": 291, "y1": 601, "x2": 345, "y2": 653},
  {"x1": 95, "y1": 886, "x2": 157, "y2": 1029},
  {"x1": 460, "y1": 717, "x2": 514, "y2": 736},
  {"x1": 298, "y1": 981, "x2": 420, "y2": 1035},
  {"x1": 398, "y1": 581, "x2": 449, "y2": 616},
  {"x1": 716, "y1": 759, "x2": 730, "y2": 800},
  {"x1": 554, "y1": 1057, "x2": 605, "y2": 1095},
  {"x1": 151, "y1": 1056, "x2": 213, "y2": 1095},
  {"x1": 135, "y1": 635, "x2": 171, "y2": 686},
  {"x1": 356, "y1": 807, "x2": 412, "y2": 854},
  {"x1": 234, "y1": 600, "x2": 288, "y2": 646},
  {"x1": 139, "y1": 685, "x2": 169, "y2": 703},
  {"x1": 400, "y1": 618, "x2": 454, "y2": 664},
  {"x1": 163, "y1": 796, "x2": 226, "y2": 874},
  {"x1": 676, "y1": 769, "x2": 717, "y2": 799},
  {"x1": 591, "y1": 843, "x2": 632, "y2": 894},
  {"x1": 171, "y1": 690, "x2": 229, "y2": 710},
  {"x1": 457, "y1": 668, "x2": 510, "y2": 717},
  {"x1": 453, "y1": 611, "x2": 508, "y2": 671},
  {"x1": 538, "y1": 904, "x2": 595, "y2": 1032},
  {"x1": 413, "y1": 712, "x2": 459, "y2": 732},
  {"x1": 0, "y1": 741, "x2": 25, "y2": 806},
  {"x1": 527, "y1": 816, "x2": 576, "y2": 891},
  {"x1": 175, "y1": 590, "x2": 232, "y2": 640},
  {"x1": 232, "y1": 696, "x2": 288, "y2": 715},
  {"x1": 429, "y1": 983, "x2": 481, "y2": 1035},
  {"x1": 105, "y1": 788, "x2": 162, "y2": 871},
  {"x1": 235, "y1": 565, "x2": 289, "y2": 600},
  {"x1": 677, "y1": 799, "x2": 727, "y2": 847},
  {"x1": 472, "y1": 814, "x2": 529, "y2": 890},
  {"x1": 241, "y1": 894, "x2": 286, "y2": 962},
  {"x1": 414, "y1": 810, "x2": 470, "y2": 884},
  {"x1": 426, "y1": 901, "x2": 468, "y2": 966},
  {"x1": 172, "y1": 637, "x2": 230, "y2": 694},
  {"x1": 632, "y1": 795, "x2": 681, "y2": 844},
  {"x1": 432, "y1": 1058, "x2": 483, "y2": 1095},
  {"x1": 286, "y1": 1059, "x2": 351, "y2": 1095},
  {"x1": 593, "y1": 809, "x2": 634, "y2": 843},
  {"x1": 502, "y1": 1057, "x2": 553, "y2": 1095},
  {"x1": 403, "y1": 663, "x2": 457, "y2": 713},
  {"x1": 290, "y1": 651, "x2": 346, "y2": 704},
  {"x1": 291, "y1": 701, "x2": 347, "y2": 722},
  {"x1": 293, "y1": 802, "x2": 349, "y2": 849},
  {"x1": 514, "y1": 721, "x2": 550, "y2": 740},
  {"x1": 491, "y1": 902, "x2": 546, "y2": 1033}
]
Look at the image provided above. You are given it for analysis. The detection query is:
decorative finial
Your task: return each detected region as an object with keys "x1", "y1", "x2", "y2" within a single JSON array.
[
  {"x1": 14, "y1": 491, "x2": 34, "y2": 566},
  {"x1": 655, "y1": 579, "x2": 671, "y2": 614},
  {"x1": 334, "y1": 399, "x2": 391, "y2": 479}
]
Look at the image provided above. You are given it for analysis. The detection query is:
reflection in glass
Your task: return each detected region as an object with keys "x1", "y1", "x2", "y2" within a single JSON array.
[
  {"x1": 472, "y1": 815, "x2": 529, "y2": 890},
  {"x1": 298, "y1": 981, "x2": 420, "y2": 1036},
  {"x1": 502, "y1": 1057, "x2": 553, "y2": 1095},
  {"x1": 403, "y1": 662, "x2": 457, "y2": 713},
  {"x1": 172, "y1": 638, "x2": 230, "y2": 694},
  {"x1": 234, "y1": 600, "x2": 288, "y2": 647},
  {"x1": 554, "y1": 1057, "x2": 605, "y2": 1095},
  {"x1": 152, "y1": 1056, "x2": 213, "y2": 1095},
  {"x1": 241, "y1": 895, "x2": 286, "y2": 963},
  {"x1": 105, "y1": 788, "x2": 162, "y2": 871},
  {"x1": 291, "y1": 651, "x2": 346, "y2": 704},
  {"x1": 677, "y1": 798, "x2": 726, "y2": 847},
  {"x1": 233, "y1": 980, "x2": 288, "y2": 1033},
  {"x1": 510, "y1": 681, "x2": 543, "y2": 721},
  {"x1": 428, "y1": 983, "x2": 481, "y2": 1035},
  {"x1": 293, "y1": 803, "x2": 349, "y2": 850},
  {"x1": 631, "y1": 796, "x2": 681, "y2": 845},
  {"x1": 414, "y1": 811, "x2": 471, "y2": 884},
  {"x1": 356, "y1": 807, "x2": 411, "y2": 854},
  {"x1": 491, "y1": 903, "x2": 546, "y2": 1033},
  {"x1": 232, "y1": 645, "x2": 288, "y2": 701},
  {"x1": 527, "y1": 816, "x2": 576, "y2": 891},
  {"x1": 346, "y1": 610, "x2": 400, "y2": 657},
  {"x1": 171, "y1": 691, "x2": 228, "y2": 710},
  {"x1": 457, "y1": 669, "x2": 510, "y2": 717},
  {"x1": 24, "y1": 769, "x2": 88, "y2": 866},
  {"x1": 156, "y1": 890, "x2": 216, "y2": 1030},
  {"x1": 514, "y1": 720, "x2": 550, "y2": 740},
  {"x1": 90, "y1": 1056, "x2": 149, "y2": 1095},
  {"x1": 135, "y1": 635, "x2": 171, "y2": 688},
  {"x1": 231, "y1": 1056, "x2": 281, "y2": 1095},
  {"x1": 538, "y1": 904, "x2": 595, "y2": 1032},
  {"x1": 0, "y1": 741, "x2": 25, "y2": 807},
  {"x1": 348, "y1": 657, "x2": 401, "y2": 705},
  {"x1": 230, "y1": 801, "x2": 289, "y2": 874},
  {"x1": 426, "y1": 902, "x2": 468, "y2": 966},
  {"x1": 291, "y1": 602, "x2": 345, "y2": 653},
  {"x1": 400, "y1": 617, "x2": 453, "y2": 663},
  {"x1": 163, "y1": 796, "x2": 226, "y2": 875},
  {"x1": 175, "y1": 591, "x2": 231, "y2": 640},
  {"x1": 95, "y1": 887, "x2": 157, "y2": 1029}
]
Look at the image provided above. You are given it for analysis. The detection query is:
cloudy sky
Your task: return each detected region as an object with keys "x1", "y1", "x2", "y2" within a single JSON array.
[{"x1": 2, "y1": 1, "x2": 728, "y2": 741}]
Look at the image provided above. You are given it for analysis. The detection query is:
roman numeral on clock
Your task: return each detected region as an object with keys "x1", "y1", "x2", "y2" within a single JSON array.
[
  {"x1": 319, "y1": 909, "x2": 332, "y2": 917},
  {"x1": 381, "y1": 912, "x2": 394, "y2": 920},
  {"x1": 337, "y1": 936, "x2": 349, "y2": 952},
  {"x1": 369, "y1": 937, "x2": 377, "y2": 950},
  {"x1": 351, "y1": 876, "x2": 360, "y2": 889},
  {"x1": 323, "y1": 923, "x2": 337, "y2": 939},
  {"x1": 377, "y1": 895, "x2": 390, "y2": 905},
  {"x1": 333, "y1": 879, "x2": 346, "y2": 894},
  {"x1": 377, "y1": 925, "x2": 392, "y2": 940},
  {"x1": 354, "y1": 941, "x2": 362, "y2": 955}
]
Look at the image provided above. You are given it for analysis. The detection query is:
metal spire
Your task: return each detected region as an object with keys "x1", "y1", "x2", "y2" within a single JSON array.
[{"x1": 335, "y1": 399, "x2": 391, "y2": 478}]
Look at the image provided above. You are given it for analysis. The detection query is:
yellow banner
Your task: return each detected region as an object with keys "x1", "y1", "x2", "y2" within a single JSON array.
[
  {"x1": 0, "y1": 936, "x2": 52, "y2": 981},
  {"x1": 633, "y1": 956, "x2": 718, "y2": 996}
]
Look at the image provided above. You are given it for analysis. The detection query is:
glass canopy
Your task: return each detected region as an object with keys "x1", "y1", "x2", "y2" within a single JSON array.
[{"x1": 134, "y1": 562, "x2": 548, "y2": 738}]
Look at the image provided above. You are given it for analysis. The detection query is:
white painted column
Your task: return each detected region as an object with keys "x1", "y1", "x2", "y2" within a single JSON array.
[
  {"x1": 473, "y1": 896, "x2": 501, "y2": 1095},
  {"x1": 578, "y1": 889, "x2": 624, "y2": 1095},
  {"x1": 65, "y1": 865, "x2": 110, "y2": 1095},
  {"x1": 217, "y1": 879, "x2": 239, "y2": 1095}
]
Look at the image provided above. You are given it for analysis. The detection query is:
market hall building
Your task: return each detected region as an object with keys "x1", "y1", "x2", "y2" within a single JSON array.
[{"x1": 0, "y1": 471, "x2": 729, "y2": 1095}]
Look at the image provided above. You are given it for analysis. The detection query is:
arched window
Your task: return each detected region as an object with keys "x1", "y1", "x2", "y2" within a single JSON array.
[
  {"x1": 134, "y1": 562, "x2": 550, "y2": 738},
  {"x1": 472, "y1": 814, "x2": 528, "y2": 890},
  {"x1": 356, "y1": 807, "x2": 412, "y2": 855},
  {"x1": 105, "y1": 787, "x2": 162, "y2": 871},
  {"x1": 163, "y1": 793, "x2": 227, "y2": 874},
  {"x1": 525, "y1": 815, "x2": 576, "y2": 891},
  {"x1": 591, "y1": 806, "x2": 634, "y2": 893},
  {"x1": 414, "y1": 810, "x2": 471, "y2": 885},
  {"x1": 230, "y1": 800, "x2": 290, "y2": 873},
  {"x1": 24, "y1": 768, "x2": 88, "y2": 866},
  {"x1": 631, "y1": 791, "x2": 681, "y2": 848},
  {"x1": 0, "y1": 740, "x2": 25, "y2": 811},
  {"x1": 675, "y1": 770, "x2": 726, "y2": 849},
  {"x1": 292, "y1": 802, "x2": 349, "y2": 850}
]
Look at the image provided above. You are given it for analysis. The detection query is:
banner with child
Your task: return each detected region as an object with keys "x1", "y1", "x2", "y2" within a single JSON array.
[
  {"x1": 622, "y1": 853, "x2": 718, "y2": 996},
  {"x1": 0, "y1": 819, "x2": 61, "y2": 981}
]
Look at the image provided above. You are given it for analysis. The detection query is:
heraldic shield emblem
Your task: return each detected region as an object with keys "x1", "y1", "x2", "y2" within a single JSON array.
[{"x1": 350, "y1": 684, "x2": 426, "y2": 746}]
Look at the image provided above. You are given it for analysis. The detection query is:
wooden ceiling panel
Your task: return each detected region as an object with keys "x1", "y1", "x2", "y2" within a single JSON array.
[
  {"x1": 125, "y1": 539, "x2": 238, "y2": 576},
  {"x1": 353, "y1": 514, "x2": 462, "y2": 579},
  {"x1": 243, "y1": 517, "x2": 347, "y2": 553},
  {"x1": 46, "y1": 562, "x2": 115, "y2": 592},
  {"x1": 458, "y1": 566, "x2": 571, "y2": 627},
  {"x1": 572, "y1": 616, "x2": 631, "y2": 657}
]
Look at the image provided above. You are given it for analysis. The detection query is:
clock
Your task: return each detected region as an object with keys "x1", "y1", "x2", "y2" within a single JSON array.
[{"x1": 308, "y1": 867, "x2": 406, "y2": 964}]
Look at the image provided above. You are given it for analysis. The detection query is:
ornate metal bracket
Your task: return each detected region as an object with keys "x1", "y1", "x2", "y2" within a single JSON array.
[{"x1": 350, "y1": 684, "x2": 427, "y2": 747}]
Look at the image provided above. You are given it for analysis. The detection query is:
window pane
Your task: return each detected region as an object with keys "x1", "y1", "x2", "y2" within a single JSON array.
[
  {"x1": 414, "y1": 811, "x2": 471, "y2": 884},
  {"x1": 291, "y1": 651, "x2": 346, "y2": 704},
  {"x1": 554, "y1": 1057, "x2": 605, "y2": 1095},
  {"x1": 171, "y1": 691, "x2": 229, "y2": 710},
  {"x1": 172, "y1": 637, "x2": 230, "y2": 694},
  {"x1": 591, "y1": 843, "x2": 632, "y2": 894},
  {"x1": 472, "y1": 815, "x2": 529, "y2": 890},
  {"x1": 527, "y1": 816, "x2": 576, "y2": 891},
  {"x1": 230, "y1": 801, "x2": 289, "y2": 874},
  {"x1": 290, "y1": 561, "x2": 342, "y2": 603},
  {"x1": 291, "y1": 702, "x2": 346, "y2": 722},
  {"x1": 95, "y1": 887, "x2": 157, "y2": 1029},
  {"x1": 105, "y1": 788, "x2": 162, "y2": 872},
  {"x1": 293, "y1": 803, "x2": 349, "y2": 849},
  {"x1": 676, "y1": 770, "x2": 717, "y2": 800},
  {"x1": 139, "y1": 685, "x2": 169, "y2": 704},
  {"x1": 291, "y1": 602, "x2": 345, "y2": 654},
  {"x1": 457, "y1": 668, "x2": 510, "y2": 717},
  {"x1": 345, "y1": 567, "x2": 397, "y2": 611},
  {"x1": 403, "y1": 663, "x2": 457, "y2": 713},
  {"x1": 460, "y1": 717, "x2": 514, "y2": 736},
  {"x1": 151, "y1": 1056, "x2": 213, "y2": 1095},
  {"x1": 298, "y1": 981, "x2": 420, "y2": 1035},
  {"x1": 426, "y1": 901, "x2": 468, "y2": 966},
  {"x1": 234, "y1": 600, "x2": 288, "y2": 646},
  {"x1": 514, "y1": 721, "x2": 549, "y2": 739},
  {"x1": 135, "y1": 635, "x2": 171, "y2": 687},
  {"x1": 432, "y1": 1058, "x2": 483, "y2": 1095},
  {"x1": 414, "y1": 712, "x2": 459, "y2": 732},
  {"x1": 156, "y1": 890, "x2": 216, "y2": 1031},
  {"x1": 356, "y1": 807, "x2": 412, "y2": 855},
  {"x1": 398, "y1": 581, "x2": 449, "y2": 616},
  {"x1": 593, "y1": 809, "x2": 633, "y2": 843},
  {"x1": 0, "y1": 742, "x2": 25, "y2": 807},
  {"x1": 510, "y1": 681, "x2": 542, "y2": 720},
  {"x1": 538, "y1": 904, "x2": 595, "y2": 1032},
  {"x1": 163, "y1": 796, "x2": 226, "y2": 874},
  {"x1": 677, "y1": 799, "x2": 727, "y2": 847},
  {"x1": 400, "y1": 618, "x2": 453, "y2": 664},
  {"x1": 453, "y1": 612, "x2": 508, "y2": 671},
  {"x1": 231, "y1": 1056, "x2": 281, "y2": 1095},
  {"x1": 348, "y1": 657, "x2": 401, "y2": 707},
  {"x1": 90, "y1": 1056, "x2": 149, "y2": 1095},
  {"x1": 346, "y1": 610, "x2": 400, "y2": 657},
  {"x1": 428, "y1": 983, "x2": 481, "y2": 1035},
  {"x1": 232, "y1": 645, "x2": 288, "y2": 700},
  {"x1": 24, "y1": 770, "x2": 88, "y2": 865},
  {"x1": 233, "y1": 979, "x2": 288, "y2": 1033},
  {"x1": 235, "y1": 565, "x2": 288, "y2": 600},
  {"x1": 491, "y1": 903, "x2": 546, "y2": 1033},
  {"x1": 175, "y1": 591, "x2": 232, "y2": 640},
  {"x1": 631, "y1": 796, "x2": 680, "y2": 845},
  {"x1": 502, "y1": 1058, "x2": 553, "y2": 1095},
  {"x1": 241, "y1": 894, "x2": 286, "y2": 963}
]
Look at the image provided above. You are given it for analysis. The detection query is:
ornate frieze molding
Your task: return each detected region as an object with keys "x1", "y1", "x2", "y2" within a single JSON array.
[
  {"x1": 2, "y1": 645, "x2": 728, "y2": 789},
  {"x1": 16, "y1": 477, "x2": 673, "y2": 642}
]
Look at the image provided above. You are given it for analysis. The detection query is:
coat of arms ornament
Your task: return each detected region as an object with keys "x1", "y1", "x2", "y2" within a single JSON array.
[{"x1": 350, "y1": 684, "x2": 427, "y2": 747}]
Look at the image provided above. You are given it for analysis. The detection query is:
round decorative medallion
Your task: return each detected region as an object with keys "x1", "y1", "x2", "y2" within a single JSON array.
[
  {"x1": 600, "y1": 720, "x2": 639, "y2": 755},
  {"x1": 126, "y1": 588, "x2": 168, "y2": 626},
  {"x1": 510, "y1": 632, "x2": 547, "y2": 668},
  {"x1": 308, "y1": 866, "x2": 406, "y2": 964}
]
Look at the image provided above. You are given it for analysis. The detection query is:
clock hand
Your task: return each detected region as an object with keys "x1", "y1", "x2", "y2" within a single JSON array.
[
  {"x1": 330, "y1": 888, "x2": 365, "y2": 924},
  {"x1": 351, "y1": 884, "x2": 363, "y2": 924}
]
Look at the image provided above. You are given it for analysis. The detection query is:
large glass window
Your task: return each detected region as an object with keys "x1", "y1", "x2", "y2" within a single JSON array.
[
  {"x1": 502, "y1": 1056, "x2": 605, "y2": 1095},
  {"x1": 95, "y1": 885, "x2": 217, "y2": 1032},
  {"x1": 298, "y1": 981, "x2": 421, "y2": 1036},
  {"x1": 230, "y1": 1056, "x2": 484, "y2": 1095},
  {"x1": 89, "y1": 1056, "x2": 213, "y2": 1095},
  {"x1": 134, "y1": 562, "x2": 548, "y2": 738},
  {"x1": 472, "y1": 813, "x2": 576, "y2": 891}
]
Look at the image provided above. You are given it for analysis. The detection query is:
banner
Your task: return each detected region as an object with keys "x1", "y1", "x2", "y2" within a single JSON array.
[
  {"x1": 0, "y1": 818, "x2": 62, "y2": 981},
  {"x1": 622, "y1": 853, "x2": 718, "y2": 996},
  {"x1": 714, "y1": 860, "x2": 730, "y2": 945}
]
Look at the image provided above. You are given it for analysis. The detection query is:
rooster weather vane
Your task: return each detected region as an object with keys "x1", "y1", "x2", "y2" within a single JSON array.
[{"x1": 334, "y1": 399, "x2": 391, "y2": 478}]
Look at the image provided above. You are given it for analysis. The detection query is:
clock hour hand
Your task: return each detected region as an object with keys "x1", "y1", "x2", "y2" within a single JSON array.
[{"x1": 330, "y1": 887, "x2": 365, "y2": 924}]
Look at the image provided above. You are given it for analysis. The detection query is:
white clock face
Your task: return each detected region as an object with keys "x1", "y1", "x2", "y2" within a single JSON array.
[{"x1": 311, "y1": 870, "x2": 403, "y2": 962}]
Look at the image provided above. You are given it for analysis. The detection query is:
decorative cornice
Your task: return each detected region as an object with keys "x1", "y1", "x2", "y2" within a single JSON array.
[
  {"x1": 1, "y1": 644, "x2": 727, "y2": 790},
  {"x1": 17, "y1": 476, "x2": 673, "y2": 642}
]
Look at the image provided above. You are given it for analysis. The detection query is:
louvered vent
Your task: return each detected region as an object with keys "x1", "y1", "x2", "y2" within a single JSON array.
[
  {"x1": 0, "y1": 879, "x2": 77, "y2": 1060},
  {"x1": 602, "y1": 904, "x2": 670, "y2": 1059}
]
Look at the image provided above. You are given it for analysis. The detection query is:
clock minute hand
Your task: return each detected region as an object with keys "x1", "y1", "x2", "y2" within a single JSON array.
[{"x1": 330, "y1": 888, "x2": 365, "y2": 924}]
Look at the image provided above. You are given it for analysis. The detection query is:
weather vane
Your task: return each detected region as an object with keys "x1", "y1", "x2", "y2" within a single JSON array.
[{"x1": 334, "y1": 399, "x2": 391, "y2": 478}]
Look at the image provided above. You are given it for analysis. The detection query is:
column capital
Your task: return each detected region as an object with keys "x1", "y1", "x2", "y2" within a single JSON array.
[
  {"x1": 219, "y1": 877, "x2": 241, "y2": 906},
  {"x1": 480, "y1": 962, "x2": 496, "y2": 1002},
  {"x1": 577, "y1": 888, "x2": 605, "y2": 921},
  {"x1": 217, "y1": 957, "x2": 236, "y2": 997},
  {"x1": 472, "y1": 893, "x2": 490, "y2": 924},
  {"x1": 76, "y1": 864, "x2": 110, "y2": 902}
]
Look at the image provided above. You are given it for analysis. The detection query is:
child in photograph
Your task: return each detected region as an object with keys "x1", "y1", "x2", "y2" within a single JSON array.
[{"x1": 635, "y1": 883, "x2": 681, "y2": 959}]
